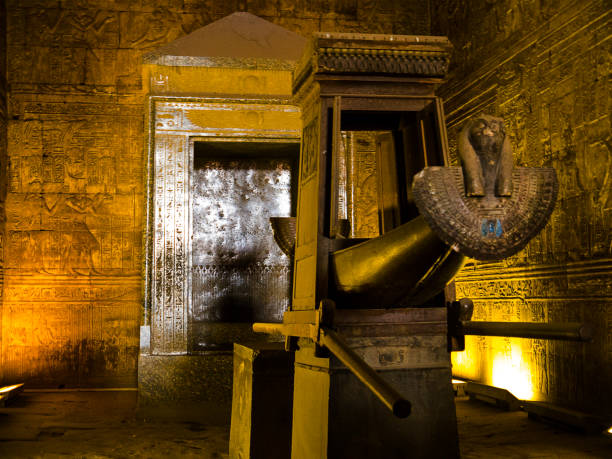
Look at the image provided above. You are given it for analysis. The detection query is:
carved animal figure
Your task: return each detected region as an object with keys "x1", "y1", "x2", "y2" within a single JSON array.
[{"x1": 458, "y1": 114, "x2": 513, "y2": 197}]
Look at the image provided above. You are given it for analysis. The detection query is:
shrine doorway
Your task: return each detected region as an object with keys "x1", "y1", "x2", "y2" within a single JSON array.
[{"x1": 190, "y1": 140, "x2": 298, "y2": 352}]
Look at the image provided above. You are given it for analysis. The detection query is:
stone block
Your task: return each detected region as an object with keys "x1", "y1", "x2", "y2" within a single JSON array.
[{"x1": 229, "y1": 342, "x2": 294, "y2": 459}]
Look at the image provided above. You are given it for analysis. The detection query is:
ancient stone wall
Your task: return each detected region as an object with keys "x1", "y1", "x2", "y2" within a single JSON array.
[
  {"x1": 432, "y1": 0, "x2": 611, "y2": 414},
  {"x1": 2, "y1": 1, "x2": 430, "y2": 387},
  {"x1": 0, "y1": 1, "x2": 6, "y2": 378}
]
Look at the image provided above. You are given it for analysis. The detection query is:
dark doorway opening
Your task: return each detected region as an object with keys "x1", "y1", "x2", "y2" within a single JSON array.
[{"x1": 190, "y1": 141, "x2": 299, "y2": 351}]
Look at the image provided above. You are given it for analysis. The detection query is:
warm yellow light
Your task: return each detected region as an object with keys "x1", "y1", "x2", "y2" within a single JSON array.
[
  {"x1": 451, "y1": 340, "x2": 480, "y2": 380},
  {"x1": 0, "y1": 383, "x2": 24, "y2": 394},
  {"x1": 608, "y1": 426, "x2": 612, "y2": 434},
  {"x1": 491, "y1": 341, "x2": 534, "y2": 400},
  {"x1": 452, "y1": 379, "x2": 466, "y2": 384}
]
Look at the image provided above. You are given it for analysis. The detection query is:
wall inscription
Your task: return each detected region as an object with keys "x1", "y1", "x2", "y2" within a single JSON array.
[
  {"x1": 2, "y1": 0, "x2": 432, "y2": 385},
  {"x1": 433, "y1": 0, "x2": 611, "y2": 415}
]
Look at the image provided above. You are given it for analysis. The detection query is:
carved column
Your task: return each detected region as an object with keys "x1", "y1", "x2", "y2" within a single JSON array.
[{"x1": 151, "y1": 134, "x2": 191, "y2": 354}]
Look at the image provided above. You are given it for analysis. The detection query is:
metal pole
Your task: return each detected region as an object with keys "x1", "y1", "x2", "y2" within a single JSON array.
[
  {"x1": 252, "y1": 323, "x2": 285, "y2": 336},
  {"x1": 253, "y1": 320, "x2": 412, "y2": 418},
  {"x1": 319, "y1": 329, "x2": 411, "y2": 418},
  {"x1": 461, "y1": 321, "x2": 593, "y2": 341}
]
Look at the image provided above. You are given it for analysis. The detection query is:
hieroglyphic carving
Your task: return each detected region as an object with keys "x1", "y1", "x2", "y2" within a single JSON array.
[
  {"x1": 343, "y1": 131, "x2": 380, "y2": 238},
  {"x1": 8, "y1": 45, "x2": 87, "y2": 86},
  {"x1": 454, "y1": 265, "x2": 612, "y2": 408},
  {"x1": 300, "y1": 117, "x2": 318, "y2": 182},
  {"x1": 7, "y1": 6, "x2": 113, "y2": 48},
  {"x1": 6, "y1": 109, "x2": 142, "y2": 275},
  {"x1": 149, "y1": 96, "x2": 301, "y2": 354},
  {"x1": 2, "y1": 96, "x2": 142, "y2": 385},
  {"x1": 151, "y1": 134, "x2": 190, "y2": 354},
  {"x1": 1, "y1": 281, "x2": 141, "y2": 387},
  {"x1": 8, "y1": 7, "x2": 142, "y2": 93},
  {"x1": 2, "y1": 0, "x2": 433, "y2": 385},
  {"x1": 455, "y1": 262, "x2": 612, "y2": 301},
  {"x1": 14, "y1": 7, "x2": 119, "y2": 48},
  {"x1": 119, "y1": 8, "x2": 204, "y2": 51},
  {"x1": 434, "y1": 0, "x2": 611, "y2": 414},
  {"x1": 7, "y1": 192, "x2": 110, "y2": 274}
]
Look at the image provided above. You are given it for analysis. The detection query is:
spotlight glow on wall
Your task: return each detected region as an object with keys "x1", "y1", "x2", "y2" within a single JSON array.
[
  {"x1": 453, "y1": 335, "x2": 537, "y2": 401},
  {"x1": 0, "y1": 384, "x2": 24, "y2": 394},
  {"x1": 491, "y1": 339, "x2": 534, "y2": 400}
]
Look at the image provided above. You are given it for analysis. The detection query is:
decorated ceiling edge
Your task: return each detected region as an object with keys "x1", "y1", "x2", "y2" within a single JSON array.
[{"x1": 293, "y1": 32, "x2": 453, "y2": 92}]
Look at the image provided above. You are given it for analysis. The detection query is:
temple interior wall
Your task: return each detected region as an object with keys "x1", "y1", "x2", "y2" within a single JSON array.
[
  {"x1": 431, "y1": 0, "x2": 611, "y2": 415},
  {"x1": 0, "y1": 1, "x2": 6, "y2": 367},
  {"x1": 1, "y1": 0, "x2": 609, "y2": 417},
  {"x1": 0, "y1": 1, "x2": 429, "y2": 387}
]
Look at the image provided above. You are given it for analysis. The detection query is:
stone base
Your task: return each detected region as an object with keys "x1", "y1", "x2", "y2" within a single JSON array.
[
  {"x1": 291, "y1": 308, "x2": 459, "y2": 459},
  {"x1": 138, "y1": 353, "x2": 233, "y2": 423},
  {"x1": 229, "y1": 342, "x2": 294, "y2": 459}
]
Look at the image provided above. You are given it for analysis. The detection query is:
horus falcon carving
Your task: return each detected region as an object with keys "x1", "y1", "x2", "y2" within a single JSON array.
[
  {"x1": 413, "y1": 114, "x2": 558, "y2": 260},
  {"x1": 458, "y1": 114, "x2": 514, "y2": 197}
]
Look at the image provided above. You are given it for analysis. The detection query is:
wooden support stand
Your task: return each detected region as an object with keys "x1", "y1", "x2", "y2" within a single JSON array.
[{"x1": 290, "y1": 308, "x2": 459, "y2": 459}]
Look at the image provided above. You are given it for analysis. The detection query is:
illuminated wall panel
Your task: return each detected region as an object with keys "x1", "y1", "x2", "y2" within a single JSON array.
[
  {"x1": 432, "y1": 0, "x2": 611, "y2": 415},
  {"x1": 0, "y1": 2, "x2": 6, "y2": 384},
  {"x1": 1, "y1": 0, "x2": 432, "y2": 387}
]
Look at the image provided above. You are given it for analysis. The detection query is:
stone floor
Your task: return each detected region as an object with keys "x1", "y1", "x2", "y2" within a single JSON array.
[
  {"x1": 455, "y1": 398, "x2": 611, "y2": 459},
  {"x1": 0, "y1": 390, "x2": 610, "y2": 458}
]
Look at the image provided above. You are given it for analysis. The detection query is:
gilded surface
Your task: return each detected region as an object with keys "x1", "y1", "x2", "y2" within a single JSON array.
[
  {"x1": 153, "y1": 100, "x2": 300, "y2": 139},
  {"x1": 292, "y1": 102, "x2": 320, "y2": 309},
  {"x1": 228, "y1": 343, "x2": 293, "y2": 459},
  {"x1": 299, "y1": 118, "x2": 319, "y2": 182},
  {"x1": 145, "y1": 65, "x2": 295, "y2": 96},
  {"x1": 342, "y1": 131, "x2": 380, "y2": 238},
  {"x1": 432, "y1": 0, "x2": 611, "y2": 414}
]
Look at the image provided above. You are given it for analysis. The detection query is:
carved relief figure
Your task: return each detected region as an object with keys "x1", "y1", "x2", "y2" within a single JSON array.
[
  {"x1": 458, "y1": 114, "x2": 513, "y2": 197},
  {"x1": 59, "y1": 193, "x2": 110, "y2": 275},
  {"x1": 300, "y1": 118, "x2": 319, "y2": 181},
  {"x1": 22, "y1": 185, "x2": 111, "y2": 275}
]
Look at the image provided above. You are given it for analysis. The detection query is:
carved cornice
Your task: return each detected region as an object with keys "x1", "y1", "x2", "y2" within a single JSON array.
[
  {"x1": 317, "y1": 47, "x2": 450, "y2": 77},
  {"x1": 143, "y1": 54, "x2": 298, "y2": 71},
  {"x1": 294, "y1": 32, "x2": 452, "y2": 89}
]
